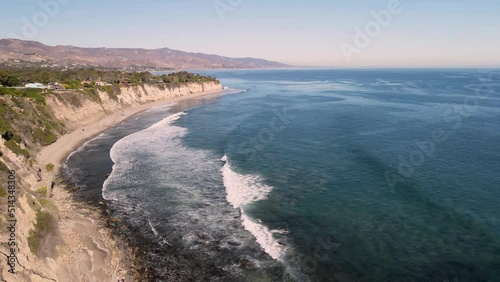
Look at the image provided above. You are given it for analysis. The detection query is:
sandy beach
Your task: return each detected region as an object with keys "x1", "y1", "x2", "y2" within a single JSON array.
[
  {"x1": 37, "y1": 88, "x2": 224, "y2": 174},
  {"x1": 24, "y1": 88, "x2": 224, "y2": 281}
]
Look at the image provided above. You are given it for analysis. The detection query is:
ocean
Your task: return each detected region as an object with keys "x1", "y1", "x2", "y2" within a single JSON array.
[{"x1": 63, "y1": 69, "x2": 500, "y2": 281}]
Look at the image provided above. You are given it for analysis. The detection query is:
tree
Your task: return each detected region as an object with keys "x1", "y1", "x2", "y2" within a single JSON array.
[
  {"x1": 2, "y1": 76, "x2": 20, "y2": 87},
  {"x1": 140, "y1": 72, "x2": 153, "y2": 83}
]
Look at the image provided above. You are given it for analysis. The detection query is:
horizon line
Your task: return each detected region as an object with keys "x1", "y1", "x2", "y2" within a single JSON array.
[{"x1": 3, "y1": 38, "x2": 500, "y2": 69}]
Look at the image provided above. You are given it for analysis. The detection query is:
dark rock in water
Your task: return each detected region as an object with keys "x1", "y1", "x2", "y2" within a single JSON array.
[
  {"x1": 197, "y1": 233, "x2": 208, "y2": 240},
  {"x1": 227, "y1": 240, "x2": 242, "y2": 247},
  {"x1": 238, "y1": 258, "x2": 259, "y2": 270},
  {"x1": 233, "y1": 207, "x2": 242, "y2": 218},
  {"x1": 239, "y1": 258, "x2": 259, "y2": 270},
  {"x1": 278, "y1": 241, "x2": 286, "y2": 246},
  {"x1": 215, "y1": 245, "x2": 230, "y2": 252},
  {"x1": 239, "y1": 258, "x2": 250, "y2": 269}
]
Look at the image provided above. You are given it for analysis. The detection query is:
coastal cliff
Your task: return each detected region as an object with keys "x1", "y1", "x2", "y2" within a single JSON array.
[
  {"x1": 48, "y1": 81, "x2": 222, "y2": 129},
  {"x1": 0, "y1": 81, "x2": 222, "y2": 281}
]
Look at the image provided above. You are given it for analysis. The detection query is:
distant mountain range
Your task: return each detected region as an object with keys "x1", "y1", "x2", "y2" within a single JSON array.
[{"x1": 0, "y1": 39, "x2": 289, "y2": 70}]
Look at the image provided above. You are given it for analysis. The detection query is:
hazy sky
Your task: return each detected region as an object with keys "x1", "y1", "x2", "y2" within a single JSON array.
[{"x1": 2, "y1": 0, "x2": 500, "y2": 67}]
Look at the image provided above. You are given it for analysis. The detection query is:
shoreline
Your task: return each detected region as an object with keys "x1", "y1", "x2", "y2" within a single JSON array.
[
  {"x1": 35, "y1": 88, "x2": 225, "y2": 281},
  {"x1": 37, "y1": 88, "x2": 225, "y2": 174}
]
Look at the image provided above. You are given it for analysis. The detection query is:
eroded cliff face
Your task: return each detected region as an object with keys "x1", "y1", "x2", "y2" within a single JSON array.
[
  {"x1": 0, "y1": 81, "x2": 222, "y2": 281},
  {"x1": 47, "y1": 81, "x2": 222, "y2": 129}
]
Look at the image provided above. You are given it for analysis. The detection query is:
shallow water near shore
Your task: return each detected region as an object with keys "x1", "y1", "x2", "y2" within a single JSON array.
[{"x1": 64, "y1": 69, "x2": 500, "y2": 281}]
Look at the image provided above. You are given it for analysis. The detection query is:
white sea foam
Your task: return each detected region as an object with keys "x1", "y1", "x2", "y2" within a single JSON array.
[
  {"x1": 375, "y1": 79, "x2": 403, "y2": 86},
  {"x1": 222, "y1": 87, "x2": 248, "y2": 94},
  {"x1": 145, "y1": 102, "x2": 176, "y2": 113},
  {"x1": 221, "y1": 155, "x2": 287, "y2": 261},
  {"x1": 148, "y1": 217, "x2": 159, "y2": 236},
  {"x1": 146, "y1": 111, "x2": 186, "y2": 130},
  {"x1": 220, "y1": 158, "x2": 272, "y2": 209},
  {"x1": 271, "y1": 229, "x2": 290, "y2": 235},
  {"x1": 240, "y1": 213, "x2": 286, "y2": 261},
  {"x1": 103, "y1": 112, "x2": 187, "y2": 198},
  {"x1": 268, "y1": 80, "x2": 330, "y2": 85},
  {"x1": 64, "y1": 132, "x2": 107, "y2": 163},
  {"x1": 103, "y1": 111, "x2": 288, "y2": 265}
]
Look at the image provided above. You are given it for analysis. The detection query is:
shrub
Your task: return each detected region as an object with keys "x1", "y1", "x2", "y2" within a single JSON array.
[
  {"x1": 4, "y1": 139, "x2": 29, "y2": 157},
  {"x1": 0, "y1": 187, "x2": 6, "y2": 197},
  {"x1": 0, "y1": 160, "x2": 9, "y2": 173},
  {"x1": 12, "y1": 134, "x2": 22, "y2": 143},
  {"x1": 25, "y1": 88, "x2": 46, "y2": 105},
  {"x1": 0, "y1": 87, "x2": 45, "y2": 104},
  {"x1": 36, "y1": 186, "x2": 48, "y2": 198},
  {"x1": 84, "y1": 88, "x2": 101, "y2": 102},
  {"x1": 1, "y1": 131, "x2": 13, "y2": 141},
  {"x1": 64, "y1": 81, "x2": 81, "y2": 90},
  {"x1": 46, "y1": 163, "x2": 54, "y2": 172},
  {"x1": 38, "y1": 198, "x2": 54, "y2": 209},
  {"x1": 33, "y1": 127, "x2": 57, "y2": 145},
  {"x1": 97, "y1": 85, "x2": 119, "y2": 101},
  {"x1": 27, "y1": 211, "x2": 55, "y2": 254},
  {"x1": 1, "y1": 76, "x2": 20, "y2": 87},
  {"x1": 0, "y1": 103, "x2": 13, "y2": 136}
]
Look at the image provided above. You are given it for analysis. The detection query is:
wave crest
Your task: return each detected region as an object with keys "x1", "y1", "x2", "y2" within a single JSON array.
[{"x1": 221, "y1": 155, "x2": 287, "y2": 260}]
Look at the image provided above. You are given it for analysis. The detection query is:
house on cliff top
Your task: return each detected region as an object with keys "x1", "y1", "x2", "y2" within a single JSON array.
[{"x1": 25, "y1": 82, "x2": 47, "y2": 89}]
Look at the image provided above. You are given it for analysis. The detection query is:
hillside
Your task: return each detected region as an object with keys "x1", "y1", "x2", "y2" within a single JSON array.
[{"x1": 0, "y1": 39, "x2": 289, "y2": 70}]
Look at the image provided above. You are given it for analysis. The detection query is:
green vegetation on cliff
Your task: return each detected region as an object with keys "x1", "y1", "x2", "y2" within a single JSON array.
[
  {"x1": 0, "y1": 95, "x2": 65, "y2": 157},
  {"x1": 27, "y1": 210, "x2": 55, "y2": 254},
  {"x1": 0, "y1": 87, "x2": 45, "y2": 104},
  {"x1": 156, "y1": 71, "x2": 217, "y2": 83},
  {"x1": 4, "y1": 139, "x2": 30, "y2": 157},
  {"x1": 0, "y1": 68, "x2": 218, "y2": 87}
]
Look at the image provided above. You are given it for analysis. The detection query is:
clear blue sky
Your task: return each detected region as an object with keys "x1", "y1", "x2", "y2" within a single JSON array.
[{"x1": 2, "y1": 0, "x2": 500, "y2": 67}]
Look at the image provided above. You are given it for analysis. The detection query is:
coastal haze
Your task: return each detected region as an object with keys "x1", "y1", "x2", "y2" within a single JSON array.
[{"x1": 0, "y1": 39, "x2": 289, "y2": 70}]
